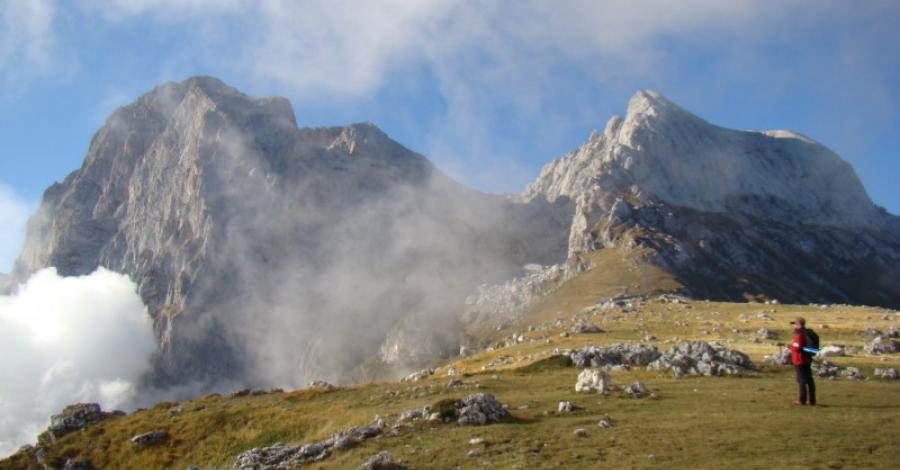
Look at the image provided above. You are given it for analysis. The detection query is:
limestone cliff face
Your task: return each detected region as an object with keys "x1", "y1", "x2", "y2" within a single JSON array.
[
  {"x1": 524, "y1": 90, "x2": 900, "y2": 306},
  {"x1": 11, "y1": 77, "x2": 568, "y2": 388}
]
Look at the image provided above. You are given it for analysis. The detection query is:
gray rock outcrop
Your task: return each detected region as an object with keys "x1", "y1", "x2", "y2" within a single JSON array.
[
  {"x1": 648, "y1": 341, "x2": 756, "y2": 377},
  {"x1": 232, "y1": 418, "x2": 385, "y2": 469},
  {"x1": 40, "y1": 403, "x2": 113, "y2": 443}
]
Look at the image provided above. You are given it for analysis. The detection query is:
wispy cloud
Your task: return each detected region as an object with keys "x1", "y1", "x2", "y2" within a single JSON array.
[
  {"x1": 6, "y1": 1, "x2": 899, "y2": 201},
  {"x1": 0, "y1": 0, "x2": 57, "y2": 91},
  {"x1": 0, "y1": 184, "x2": 35, "y2": 273}
]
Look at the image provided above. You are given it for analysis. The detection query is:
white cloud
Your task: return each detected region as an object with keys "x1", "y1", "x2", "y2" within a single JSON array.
[
  {"x1": 0, "y1": 185, "x2": 34, "y2": 273},
  {"x1": 0, "y1": 0, "x2": 57, "y2": 89},
  {"x1": 0, "y1": 268, "x2": 155, "y2": 456}
]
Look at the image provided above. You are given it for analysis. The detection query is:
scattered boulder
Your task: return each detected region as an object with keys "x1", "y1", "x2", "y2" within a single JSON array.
[
  {"x1": 558, "y1": 401, "x2": 576, "y2": 413},
  {"x1": 818, "y1": 345, "x2": 845, "y2": 357},
  {"x1": 456, "y1": 394, "x2": 511, "y2": 425},
  {"x1": 42, "y1": 403, "x2": 109, "y2": 442},
  {"x1": 623, "y1": 382, "x2": 647, "y2": 398},
  {"x1": 356, "y1": 451, "x2": 406, "y2": 470},
  {"x1": 840, "y1": 367, "x2": 864, "y2": 381},
  {"x1": 401, "y1": 368, "x2": 435, "y2": 382},
  {"x1": 571, "y1": 323, "x2": 604, "y2": 334},
  {"x1": 469, "y1": 437, "x2": 485, "y2": 445},
  {"x1": 864, "y1": 337, "x2": 899, "y2": 355},
  {"x1": 756, "y1": 328, "x2": 775, "y2": 339},
  {"x1": 649, "y1": 341, "x2": 756, "y2": 377},
  {"x1": 858, "y1": 328, "x2": 883, "y2": 339},
  {"x1": 813, "y1": 360, "x2": 841, "y2": 378},
  {"x1": 597, "y1": 418, "x2": 613, "y2": 428},
  {"x1": 874, "y1": 367, "x2": 899, "y2": 379},
  {"x1": 131, "y1": 430, "x2": 169, "y2": 448},
  {"x1": 446, "y1": 378, "x2": 465, "y2": 389},
  {"x1": 764, "y1": 348, "x2": 792, "y2": 365},
  {"x1": 812, "y1": 360, "x2": 864, "y2": 380},
  {"x1": 574, "y1": 428, "x2": 588, "y2": 437},
  {"x1": 575, "y1": 369, "x2": 611, "y2": 394},
  {"x1": 406, "y1": 394, "x2": 511, "y2": 426}
]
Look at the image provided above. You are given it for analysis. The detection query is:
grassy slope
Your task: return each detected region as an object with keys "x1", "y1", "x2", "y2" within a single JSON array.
[{"x1": 3, "y1": 258, "x2": 899, "y2": 469}]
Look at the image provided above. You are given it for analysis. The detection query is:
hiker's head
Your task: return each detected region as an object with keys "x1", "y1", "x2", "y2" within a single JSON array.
[{"x1": 792, "y1": 317, "x2": 806, "y2": 329}]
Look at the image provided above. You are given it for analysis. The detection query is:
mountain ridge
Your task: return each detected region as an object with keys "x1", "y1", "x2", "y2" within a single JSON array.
[{"x1": 7, "y1": 77, "x2": 899, "y2": 394}]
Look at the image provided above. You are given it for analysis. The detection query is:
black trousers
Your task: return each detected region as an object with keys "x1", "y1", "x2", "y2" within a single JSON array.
[{"x1": 795, "y1": 363, "x2": 816, "y2": 404}]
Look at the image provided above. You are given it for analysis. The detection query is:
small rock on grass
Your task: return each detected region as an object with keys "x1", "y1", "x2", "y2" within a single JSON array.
[
  {"x1": 356, "y1": 451, "x2": 405, "y2": 470},
  {"x1": 574, "y1": 428, "x2": 588, "y2": 437}
]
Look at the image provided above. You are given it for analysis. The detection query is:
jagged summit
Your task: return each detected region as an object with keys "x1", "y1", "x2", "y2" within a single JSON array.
[
  {"x1": 526, "y1": 89, "x2": 880, "y2": 229},
  {"x1": 625, "y1": 89, "x2": 695, "y2": 121},
  {"x1": 523, "y1": 89, "x2": 900, "y2": 306}
]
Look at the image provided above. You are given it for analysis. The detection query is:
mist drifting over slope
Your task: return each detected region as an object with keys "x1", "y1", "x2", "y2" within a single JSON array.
[
  {"x1": 10, "y1": 77, "x2": 571, "y2": 397},
  {"x1": 0, "y1": 268, "x2": 155, "y2": 456}
]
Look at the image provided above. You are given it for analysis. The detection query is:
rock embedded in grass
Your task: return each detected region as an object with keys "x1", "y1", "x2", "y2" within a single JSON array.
[
  {"x1": 131, "y1": 430, "x2": 169, "y2": 448},
  {"x1": 232, "y1": 418, "x2": 385, "y2": 469},
  {"x1": 819, "y1": 345, "x2": 845, "y2": 357},
  {"x1": 41, "y1": 403, "x2": 112, "y2": 443},
  {"x1": 558, "y1": 401, "x2": 576, "y2": 413},
  {"x1": 623, "y1": 382, "x2": 647, "y2": 398},
  {"x1": 874, "y1": 367, "x2": 899, "y2": 379},
  {"x1": 356, "y1": 451, "x2": 405, "y2": 470},
  {"x1": 864, "y1": 337, "x2": 899, "y2": 355},
  {"x1": 575, "y1": 368, "x2": 611, "y2": 394}
]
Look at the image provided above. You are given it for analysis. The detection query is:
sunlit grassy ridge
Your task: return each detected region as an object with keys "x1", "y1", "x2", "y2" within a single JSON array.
[{"x1": 3, "y1": 257, "x2": 899, "y2": 469}]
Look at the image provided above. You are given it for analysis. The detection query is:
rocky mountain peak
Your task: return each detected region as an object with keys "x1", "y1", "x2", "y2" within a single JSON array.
[{"x1": 625, "y1": 89, "x2": 688, "y2": 121}]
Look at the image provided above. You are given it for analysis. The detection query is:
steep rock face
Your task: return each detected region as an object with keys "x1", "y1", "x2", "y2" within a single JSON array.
[
  {"x1": 11, "y1": 77, "x2": 569, "y2": 388},
  {"x1": 524, "y1": 90, "x2": 900, "y2": 306}
]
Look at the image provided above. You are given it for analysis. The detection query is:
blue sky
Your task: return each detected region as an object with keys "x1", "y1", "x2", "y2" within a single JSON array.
[{"x1": 1, "y1": 0, "x2": 899, "y2": 272}]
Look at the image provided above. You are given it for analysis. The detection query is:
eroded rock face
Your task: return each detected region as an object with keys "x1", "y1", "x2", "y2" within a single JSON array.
[
  {"x1": 522, "y1": 90, "x2": 900, "y2": 306},
  {"x1": 10, "y1": 76, "x2": 568, "y2": 389}
]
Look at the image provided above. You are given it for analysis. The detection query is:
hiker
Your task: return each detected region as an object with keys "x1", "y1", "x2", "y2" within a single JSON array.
[{"x1": 787, "y1": 317, "x2": 816, "y2": 405}]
